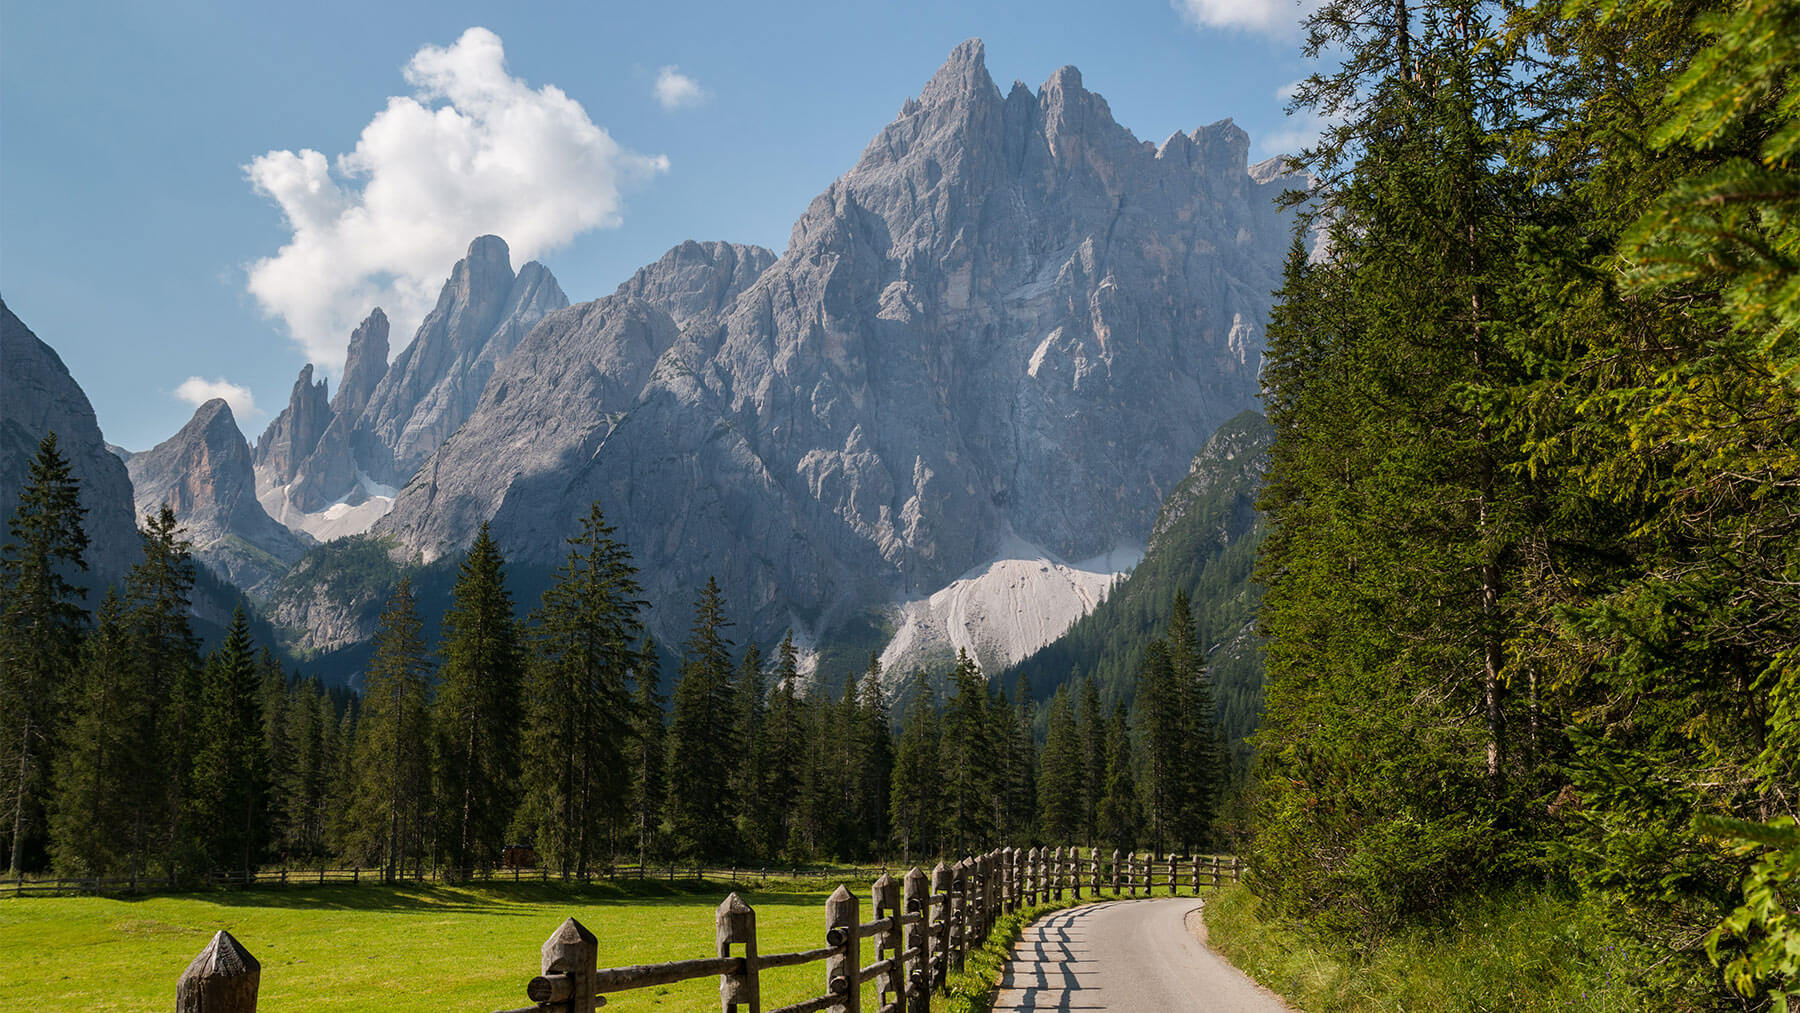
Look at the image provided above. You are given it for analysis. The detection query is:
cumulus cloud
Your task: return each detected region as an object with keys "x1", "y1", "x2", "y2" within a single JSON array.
[
  {"x1": 245, "y1": 27, "x2": 669, "y2": 369},
  {"x1": 1172, "y1": 0, "x2": 1316, "y2": 37},
  {"x1": 653, "y1": 66, "x2": 708, "y2": 110},
  {"x1": 174, "y1": 377, "x2": 259, "y2": 422}
]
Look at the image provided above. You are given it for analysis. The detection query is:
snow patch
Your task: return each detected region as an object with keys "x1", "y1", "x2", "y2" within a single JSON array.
[
  {"x1": 877, "y1": 532, "x2": 1143, "y2": 679},
  {"x1": 258, "y1": 469, "x2": 396, "y2": 542}
]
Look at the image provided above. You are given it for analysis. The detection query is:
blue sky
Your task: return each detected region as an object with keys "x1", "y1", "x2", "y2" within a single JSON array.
[{"x1": 1, "y1": 0, "x2": 1318, "y2": 451}]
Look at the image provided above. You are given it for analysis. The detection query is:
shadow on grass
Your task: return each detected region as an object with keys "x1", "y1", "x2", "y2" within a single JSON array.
[{"x1": 126, "y1": 878, "x2": 845, "y2": 915}]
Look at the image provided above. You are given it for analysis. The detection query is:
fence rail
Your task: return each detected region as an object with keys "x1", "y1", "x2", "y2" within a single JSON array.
[
  {"x1": 160, "y1": 847, "x2": 1241, "y2": 1011},
  {"x1": 0, "y1": 862, "x2": 913, "y2": 899}
]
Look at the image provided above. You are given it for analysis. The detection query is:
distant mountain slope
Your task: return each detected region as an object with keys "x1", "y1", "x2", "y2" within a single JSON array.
[
  {"x1": 127, "y1": 398, "x2": 312, "y2": 596},
  {"x1": 252, "y1": 236, "x2": 568, "y2": 540},
  {"x1": 1005, "y1": 410, "x2": 1272, "y2": 764},
  {"x1": 0, "y1": 296, "x2": 141, "y2": 595},
  {"x1": 367, "y1": 39, "x2": 1294, "y2": 670}
]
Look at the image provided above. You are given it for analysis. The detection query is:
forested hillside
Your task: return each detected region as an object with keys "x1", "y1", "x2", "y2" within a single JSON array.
[
  {"x1": 1007, "y1": 410, "x2": 1270, "y2": 767},
  {"x1": 1245, "y1": 0, "x2": 1799, "y2": 1006}
]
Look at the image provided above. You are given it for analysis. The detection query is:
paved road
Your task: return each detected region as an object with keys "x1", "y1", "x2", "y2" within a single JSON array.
[{"x1": 990, "y1": 898, "x2": 1291, "y2": 1011}]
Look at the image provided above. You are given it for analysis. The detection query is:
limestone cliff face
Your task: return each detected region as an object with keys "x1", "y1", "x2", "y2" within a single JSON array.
[
  {"x1": 128, "y1": 399, "x2": 312, "y2": 596},
  {"x1": 252, "y1": 239, "x2": 566, "y2": 537},
  {"x1": 0, "y1": 297, "x2": 140, "y2": 595},
  {"x1": 374, "y1": 40, "x2": 1294, "y2": 652}
]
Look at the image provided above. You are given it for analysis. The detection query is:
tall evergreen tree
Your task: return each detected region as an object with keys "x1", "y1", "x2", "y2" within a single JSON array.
[
  {"x1": 939, "y1": 650, "x2": 995, "y2": 854},
  {"x1": 516, "y1": 505, "x2": 644, "y2": 876},
  {"x1": 762, "y1": 634, "x2": 806, "y2": 858},
  {"x1": 1098, "y1": 704, "x2": 1139, "y2": 851},
  {"x1": 627, "y1": 638, "x2": 666, "y2": 865},
  {"x1": 1038, "y1": 684, "x2": 1084, "y2": 844},
  {"x1": 48, "y1": 591, "x2": 144, "y2": 878},
  {"x1": 434, "y1": 523, "x2": 524, "y2": 878},
  {"x1": 343, "y1": 578, "x2": 433, "y2": 880},
  {"x1": 189, "y1": 605, "x2": 268, "y2": 879},
  {"x1": 0, "y1": 433, "x2": 89, "y2": 874},
  {"x1": 1077, "y1": 677, "x2": 1105, "y2": 847},
  {"x1": 889, "y1": 669, "x2": 941, "y2": 861},
  {"x1": 126, "y1": 505, "x2": 200, "y2": 881},
  {"x1": 851, "y1": 656, "x2": 893, "y2": 856},
  {"x1": 730, "y1": 643, "x2": 768, "y2": 858},
  {"x1": 664, "y1": 577, "x2": 738, "y2": 858}
]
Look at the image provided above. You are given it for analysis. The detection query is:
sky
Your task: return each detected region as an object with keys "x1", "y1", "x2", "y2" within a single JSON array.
[{"x1": 0, "y1": 0, "x2": 1321, "y2": 452}]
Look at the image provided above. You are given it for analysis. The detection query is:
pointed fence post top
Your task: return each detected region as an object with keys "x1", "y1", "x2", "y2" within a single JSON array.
[
  {"x1": 177, "y1": 931, "x2": 260, "y2": 1013},
  {"x1": 716, "y1": 892, "x2": 756, "y2": 944}
]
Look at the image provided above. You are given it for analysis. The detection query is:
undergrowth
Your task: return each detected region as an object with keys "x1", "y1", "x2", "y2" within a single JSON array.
[{"x1": 1202, "y1": 883, "x2": 1648, "y2": 1012}]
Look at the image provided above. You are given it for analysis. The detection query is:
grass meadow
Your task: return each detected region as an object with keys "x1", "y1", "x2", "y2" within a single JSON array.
[{"x1": 0, "y1": 876, "x2": 910, "y2": 1011}]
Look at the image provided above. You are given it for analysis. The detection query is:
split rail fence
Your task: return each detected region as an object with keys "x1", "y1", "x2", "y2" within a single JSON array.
[{"x1": 167, "y1": 847, "x2": 1242, "y2": 1012}]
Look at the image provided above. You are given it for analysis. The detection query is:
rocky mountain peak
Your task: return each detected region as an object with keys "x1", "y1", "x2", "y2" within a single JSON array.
[
  {"x1": 613, "y1": 241, "x2": 778, "y2": 333},
  {"x1": 918, "y1": 38, "x2": 995, "y2": 109},
  {"x1": 335, "y1": 308, "x2": 389, "y2": 419},
  {"x1": 130, "y1": 396, "x2": 310, "y2": 594},
  {"x1": 253, "y1": 361, "x2": 333, "y2": 490}
]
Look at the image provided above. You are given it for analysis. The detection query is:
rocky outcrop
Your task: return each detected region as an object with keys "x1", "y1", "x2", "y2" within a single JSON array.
[
  {"x1": 130, "y1": 399, "x2": 312, "y2": 596},
  {"x1": 0, "y1": 297, "x2": 141, "y2": 596},
  {"x1": 253, "y1": 241, "x2": 566, "y2": 538},
  {"x1": 373, "y1": 40, "x2": 1294, "y2": 657},
  {"x1": 353, "y1": 237, "x2": 568, "y2": 488}
]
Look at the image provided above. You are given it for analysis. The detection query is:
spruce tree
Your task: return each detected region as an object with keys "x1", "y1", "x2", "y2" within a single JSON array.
[
  {"x1": 49, "y1": 591, "x2": 143, "y2": 878},
  {"x1": 126, "y1": 505, "x2": 200, "y2": 881},
  {"x1": 761, "y1": 634, "x2": 806, "y2": 858},
  {"x1": 434, "y1": 523, "x2": 524, "y2": 878},
  {"x1": 0, "y1": 433, "x2": 89, "y2": 874},
  {"x1": 889, "y1": 669, "x2": 941, "y2": 861},
  {"x1": 1077, "y1": 677, "x2": 1105, "y2": 847},
  {"x1": 664, "y1": 577, "x2": 738, "y2": 858},
  {"x1": 189, "y1": 605, "x2": 268, "y2": 879},
  {"x1": 344, "y1": 578, "x2": 433, "y2": 880},
  {"x1": 516, "y1": 505, "x2": 644, "y2": 876},
  {"x1": 1037, "y1": 684, "x2": 1083, "y2": 844},
  {"x1": 939, "y1": 650, "x2": 995, "y2": 854},
  {"x1": 627, "y1": 638, "x2": 666, "y2": 865},
  {"x1": 730, "y1": 643, "x2": 768, "y2": 859},
  {"x1": 851, "y1": 656, "x2": 893, "y2": 856},
  {"x1": 1097, "y1": 704, "x2": 1139, "y2": 851}
]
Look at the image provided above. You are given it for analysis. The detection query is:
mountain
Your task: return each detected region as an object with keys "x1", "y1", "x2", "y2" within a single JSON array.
[
  {"x1": 254, "y1": 237, "x2": 568, "y2": 540},
  {"x1": 127, "y1": 398, "x2": 313, "y2": 596},
  {"x1": 362, "y1": 40, "x2": 1293, "y2": 674},
  {"x1": 0, "y1": 297, "x2": 141, "y2": 595},
  {"x1": 1005, "y1": 410, "x2": 1273, "y2": 765}
]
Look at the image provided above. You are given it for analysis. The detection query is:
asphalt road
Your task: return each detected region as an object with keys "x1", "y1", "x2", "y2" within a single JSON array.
[{"x1": 990, "y1": 897, "x2": 1291, "y2": 1011}]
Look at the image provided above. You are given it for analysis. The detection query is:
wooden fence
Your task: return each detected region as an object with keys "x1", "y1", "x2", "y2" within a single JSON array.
[
  {"x1": 0, "y1": 862, "x2": 904, "y2": 898},
  {"x1": 167, "y1": 847, "x2": 1240, "y2": 1011}
]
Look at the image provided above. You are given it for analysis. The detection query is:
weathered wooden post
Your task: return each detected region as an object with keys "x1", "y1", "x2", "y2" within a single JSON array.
[
  {"x1": 903, "y1": 866, "x2": 929, "y2": 1011},
  {"x1": 930, "y1": 862, "x2": 952, "y2": 991},
  {"x1": 717, "y1": 892, "x2": 759, "y2": 1013},
  {"x1": 1191, "y1": 855, "x2": 1201, "y2": 895},
  {"x1": 1111, "y1": 848, "x2": 1122, "y2": 895},
  {"x1": 826, "y1": 885, "x2": 861, "y2": 1013},
  {"x1": 1167, "y1": 853, "x2": 1178, "y2": 895},
  {"x1": 177, "y1": 930, "x2": 258, "y2": 1012},
  {"x1": 1090, "y1": 847, "x2": 1102, "y2": 896},
  {"x1": 528, "y1": 917, "x2": 599, "y2": 1013},
  {"x1": 1072, "y1": 847, "x2": 1083, "y2": 901},
  {"x1": 873, "y1": 873, "x2": 901, "y2": 1013},
  {"x1": 1052, "y1": 847, "x2": 1064, "y2": 901}
]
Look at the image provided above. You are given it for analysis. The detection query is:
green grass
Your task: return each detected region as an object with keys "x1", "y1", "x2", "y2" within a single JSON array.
[
  {"x1": 1201, "y1": 883, "x2": 1646, "y2": 1012},
  {"x1": 0, "y1": 876, "x2": 913, "y2": 1011}
]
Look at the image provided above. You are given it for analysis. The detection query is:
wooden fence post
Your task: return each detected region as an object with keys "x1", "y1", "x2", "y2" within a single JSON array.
[
  {"x1": 717, "y1": 892, "x2": 759, "y2": 1013},
  {"x1": 826, "y1": 885, "x2": 860, "y2": 1013},
  {"x1": 1090, "y1": 847, "x2": 1101, "y2": 896},
  {"x1": 903, "y1": 866, "x2": 929, "y2": 1012},
  {"x1": 930, "y1": 862, "x2": 952, "y2": 991},
  {"x1": 1191, "y1": 855, "x2": 1201, "y2": 895},
  {"x1": 1072, "y1": 847, "x2": 1083, "y2": 900},
  {"x1": 873, "y1": 873, "x2": 901, "y2": 1013},
  {"x1": 530, "y1": 917, "x2": 599, "y2": 1013},
  {"x1": 1166, "y1": 853, "x2": 1177, "y2": 896},
  {"x1": 176, "y1": 930, "x2": 258, "y2": 1012},
  {"x1": 1111, "y1": 849, "x2": 1121, "y2": 895}
]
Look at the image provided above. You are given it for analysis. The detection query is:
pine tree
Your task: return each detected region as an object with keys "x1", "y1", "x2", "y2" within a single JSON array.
[
  {"x1": 889, "y1": 669, "x2": 941, "y2": 861},
  {"x1": 189, "y1": 605, "x2": 268, "y2": 879},
  {"x1": 1098, "y1": 704, "x2": 1139, "y2": 851},
  {"x1": 664, "y1": 577, "x2": 738, "y2": 858},
  {"x1": 48, "y1": 591, "x2": 145, "y2": 878},
  {"x1": 762, "y1": 634, "x2": 806, "y2": 858},
  {"x1": 627, "y1": 638, "x2": 665, "y2": 865},
  {"x1": 434, "y1": 523, "x2": 524, "y2": 878},
  {"x1": 939, "y1": 650, "x2": 995, "y2": 854},
  {"x1": 730, "y1": 643, "x2": 768, "y2": 859},
  {"x1": 282, "y1": 679, "x2": 333, "y2": 860},
  {"x1": 516, "y1": 505, "x2": 644, "y2": 876},
  {"x1": 126, "y1": 505, "x2": 201, "y2": 881},
  {"x1": 1167, "y1": 595, "x2": 1220, "y2": 849},
  {"x1": 343, "y1": 578, "x2": 433, "y2": 880},
  {"x1": 1038, "y1": 684, "x2": 1083, "y2": 844},
  {"x1": 851, "y1": 656, "x2": 893, "y2": 856},
  {"x1": 1077, "y1": 677, "x2": 1105, "y2": 847},
  {"x1": 0, "y1": 433, "x2": 89, "y2": 874}
]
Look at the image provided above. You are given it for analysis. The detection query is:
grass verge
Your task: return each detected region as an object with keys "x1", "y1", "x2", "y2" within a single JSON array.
[{"x1": 1201, "y1": 882, "x2": 1647, "y2": 1012}]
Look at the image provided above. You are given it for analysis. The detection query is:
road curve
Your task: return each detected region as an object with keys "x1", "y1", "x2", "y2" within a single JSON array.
[{"x1": 990, "y1": 898, "x2": 1290, "y2": 1011}]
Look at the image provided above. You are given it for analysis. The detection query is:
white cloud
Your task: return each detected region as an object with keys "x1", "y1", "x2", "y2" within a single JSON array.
[
  {"x1": 1172, "y1": 0, "x2": 1316, "y2": 37},
  {"x1": 174, "y1": 377, "x2": 259, "y2": 422},
  {"x1": 245, "y1": 27, "x2": 669, "y2": 369},
  {"x1": 653, "y1": 66, "x2": 708, "y2": 110}
]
